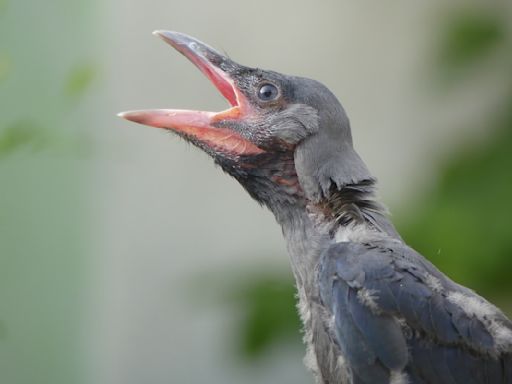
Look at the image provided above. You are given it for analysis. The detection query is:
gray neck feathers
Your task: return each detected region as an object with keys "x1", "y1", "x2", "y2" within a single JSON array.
[
  {"x1": 270, "y1": 178, "x2": 401, "y2": 290},
  {"x1": 271, "y1": 177, "x2": 400, "y2": 245},
  {"x1": 313, "y1": 179, "x2": 401, "y2": 240}
]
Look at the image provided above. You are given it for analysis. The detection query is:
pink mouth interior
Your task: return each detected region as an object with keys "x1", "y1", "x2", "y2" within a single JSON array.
[
  {"x1": 167, "y1": 40, "x2": 239, "y2": 108},
  {"x1": 198, "y1": 63, "x2": 238, "y2": 107}
]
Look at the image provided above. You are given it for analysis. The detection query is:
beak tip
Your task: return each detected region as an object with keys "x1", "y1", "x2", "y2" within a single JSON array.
[
  {"x1": 117, "y1": 110, "x2": 164, "y2": 126},
  {"x1": 117, "y1": 111, "x2": 142, "y2": 123},
  {"x1": 152, "y1": 30, "x2": 192, "y2": 49}
]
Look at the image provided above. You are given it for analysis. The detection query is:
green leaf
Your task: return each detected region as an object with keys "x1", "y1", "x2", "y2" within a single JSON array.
[
  {"x1": 438, "y1": 10, "x2": 505, "y2": 72},
  {"x1": 0, "y1": 120, "x2": 49, "y2": 156},
  {"x1": 64, "y1": 63, "x2": 96, "y2": 99}
]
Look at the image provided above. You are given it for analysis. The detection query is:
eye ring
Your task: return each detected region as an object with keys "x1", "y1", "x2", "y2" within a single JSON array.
[{"x1": 257, "y1": 83, "x2": 280, "y2": 102}]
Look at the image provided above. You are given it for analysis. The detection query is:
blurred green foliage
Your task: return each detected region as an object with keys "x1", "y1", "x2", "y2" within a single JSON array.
[
  {"x1": 404, "y1": 5, "x2": 512, "y2": 307},
  {"x1": 0, "y1": 1, "x2": 96, "y2": 384},
  {"x1": 230, "y1": 273, "x2": 302, "y2": 358},
  {"x1": 0, "y1": 0, "x2": 7, "y2": 15},
  {"x1": 398, "y1": 105, "x2": 512, "y2": 299},
  {"x1": 438, "y1": 9, "x2": 506, "y2": 75},
  {"x1": 64, "y1": 63, "x2": 97, "y2": 99},
  {"x1": 228, "y1": 5, "x2": 512, "y2": 360},
  {"x1": 0, "y1": 120, "x2": 49, "y2": 156},
  {"x1": 0, "y1": 61, "x2": 96, "y2": 156}
]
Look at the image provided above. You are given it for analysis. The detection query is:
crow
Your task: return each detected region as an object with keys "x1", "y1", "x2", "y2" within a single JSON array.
[{"x1": 119, "y1": 31, "x2": 512, "y2": 384}]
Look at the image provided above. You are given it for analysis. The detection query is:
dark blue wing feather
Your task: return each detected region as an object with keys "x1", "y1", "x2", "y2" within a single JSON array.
[
  {"x1": 331, "y1": 278, "x2": 390, "y2": 383},
  {"x1": 346, "y1": 284, "x2": 408, "y2": 371},
  {"x1": 318, "y1": 240, "x2": 512, "y2": 384}
]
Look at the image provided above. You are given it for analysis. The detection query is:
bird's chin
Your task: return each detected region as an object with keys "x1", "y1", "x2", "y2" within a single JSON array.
[{"x1": 118, "y1": 30, "x2": 264, "y2": 157}]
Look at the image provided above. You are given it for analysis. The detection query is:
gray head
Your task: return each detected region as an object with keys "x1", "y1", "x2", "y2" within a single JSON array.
[{"x1": 119, "y1": 31, "x2": 372, "y2": 212}]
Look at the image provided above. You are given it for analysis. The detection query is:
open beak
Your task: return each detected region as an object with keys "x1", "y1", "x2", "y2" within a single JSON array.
[{"x1": 118, "y1": 31, "x2": 264, "y2": 156}]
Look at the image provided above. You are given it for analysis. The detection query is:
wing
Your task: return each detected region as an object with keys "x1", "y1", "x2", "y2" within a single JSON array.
[{"x1": 318, "y1": 240, "x2": 512, "y2": 384}]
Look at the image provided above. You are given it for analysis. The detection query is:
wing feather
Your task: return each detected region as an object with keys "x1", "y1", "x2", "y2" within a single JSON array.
[{"x1": 318, "y1": 240, "x2": 512, "y2": 383}]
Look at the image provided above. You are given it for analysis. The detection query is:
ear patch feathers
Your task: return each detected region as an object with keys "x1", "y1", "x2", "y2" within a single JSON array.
[{"x1": 295, "y1": 134, "x2": 373, "y2": 201}]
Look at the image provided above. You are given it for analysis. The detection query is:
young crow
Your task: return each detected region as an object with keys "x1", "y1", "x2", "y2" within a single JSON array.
[{"x1": 120, "y1": 31, "x2": 512, "y2": 384}]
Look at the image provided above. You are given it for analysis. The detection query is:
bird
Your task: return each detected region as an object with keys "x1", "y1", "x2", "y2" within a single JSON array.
[{"x1": 119, "y1": 31, "x2": 512, "y2": 384}]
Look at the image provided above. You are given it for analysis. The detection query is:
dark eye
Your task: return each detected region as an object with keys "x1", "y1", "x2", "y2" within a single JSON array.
[{"x1": 258, "y1": 83, "x2": 279, "y2": 101}]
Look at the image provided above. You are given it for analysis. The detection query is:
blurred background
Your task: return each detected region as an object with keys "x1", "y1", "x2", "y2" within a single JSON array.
[{"x1": 1, "y1": 1, "x2": 511, "y2": 383}]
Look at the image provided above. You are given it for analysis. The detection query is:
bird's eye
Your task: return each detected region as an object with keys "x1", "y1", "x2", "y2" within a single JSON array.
[{"x1": 258, "y1": 83, "x2": 279, "y2": 101}]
